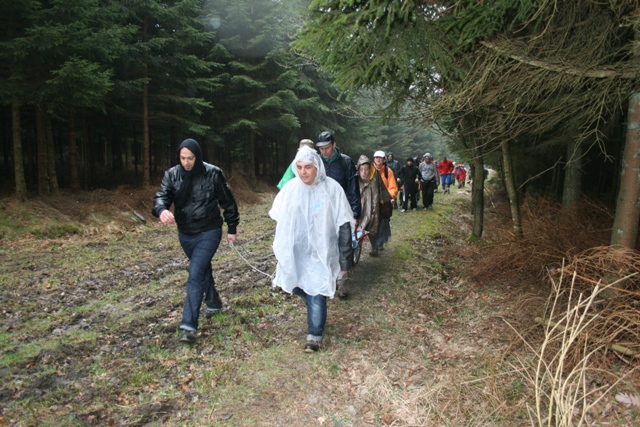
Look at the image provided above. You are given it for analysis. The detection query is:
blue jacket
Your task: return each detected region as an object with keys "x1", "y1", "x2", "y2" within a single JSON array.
[{"x1": 322, "y1": 149, "x2": 361, "y2": 220}]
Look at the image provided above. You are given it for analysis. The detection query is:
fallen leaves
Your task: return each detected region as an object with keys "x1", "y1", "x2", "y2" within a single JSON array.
[{"x1": 615, "y1": 393, "x2": 640, "y2": 407}]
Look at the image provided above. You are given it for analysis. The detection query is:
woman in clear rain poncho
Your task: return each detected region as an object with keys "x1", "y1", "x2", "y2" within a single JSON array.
[
  {"x1": 269, "y1": 146, "x2": 354, "y2": 353},
  {"x1": 356, "y1": 155, "x2": 383, "y2": 257}
]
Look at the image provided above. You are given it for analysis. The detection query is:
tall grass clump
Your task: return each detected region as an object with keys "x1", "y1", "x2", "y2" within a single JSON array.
[{"x1": 511, "y1": 247, "x2": 640, "y2": 427}]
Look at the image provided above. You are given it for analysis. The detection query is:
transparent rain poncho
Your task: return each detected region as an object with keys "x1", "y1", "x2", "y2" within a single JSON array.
[{"x1": 269, "y1": 147, "x2": 355, "y2": 297}]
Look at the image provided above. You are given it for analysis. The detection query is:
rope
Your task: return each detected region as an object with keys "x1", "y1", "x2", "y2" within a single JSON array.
[{"x1": 229, "y1": 241, "x2": 275, "y2": 280}]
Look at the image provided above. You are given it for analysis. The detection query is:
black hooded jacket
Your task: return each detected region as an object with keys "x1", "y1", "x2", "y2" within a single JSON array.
[{"x1": 152, "y1": 139, "x2": 239, "y2": 235}]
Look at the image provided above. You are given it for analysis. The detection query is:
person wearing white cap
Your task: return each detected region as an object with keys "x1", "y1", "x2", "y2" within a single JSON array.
[{"x1": 372, "y1": 150, "x2": 398, "y2": 252}]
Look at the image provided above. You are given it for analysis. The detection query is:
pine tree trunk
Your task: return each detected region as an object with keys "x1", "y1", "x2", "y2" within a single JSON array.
[
  {"x1": 45, "y1": 113, "x2": 59, "y2": 195},
  {"x1": 550, "y1": 159, "x2": 561, "y2": 198},
  {"x1": 562, "y1": 139, "x2": 582, "y2": 207},
  {"x1": 69, "y1": 112, "x2": 80, "y2": 192},
  {"x1": 12, "y1": 102, "x2": 27, "y2": 202},
  {"x1": 36, "y1": 105, "x2": 49, "y2": 196},
  {"x1": 470, "y1": 142, "x2": 485, "y2": 239},
  {"x1": 247, "y1": 130, "x2": 256, "y2": 185},
  {"x1": 501, "y1": 139, "x2": 523, "y2": 238},
  {"x1": 610, "y1": 91, "x2": 640, "y2": 248},
  {"x1": 142, "y1": 16, "x2": 151, "y2": 188}
]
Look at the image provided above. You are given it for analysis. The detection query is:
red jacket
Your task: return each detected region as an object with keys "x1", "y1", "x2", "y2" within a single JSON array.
[{"x1": 438, "y1": 159, "x2": 454, "y2": 175}]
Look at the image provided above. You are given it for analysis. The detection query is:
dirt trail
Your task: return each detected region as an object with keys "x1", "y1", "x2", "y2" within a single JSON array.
[{"x1": 1, "y1": 190, "x2": 529, "y2": 426}]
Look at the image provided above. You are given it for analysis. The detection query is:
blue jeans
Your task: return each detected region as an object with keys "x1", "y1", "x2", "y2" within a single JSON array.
[
  {"x1": 178, "y1": 228, "x2": 222, "y2": 331},
  {"x1": 292, "y1": 287, "x2": 326, "y2": 342}
]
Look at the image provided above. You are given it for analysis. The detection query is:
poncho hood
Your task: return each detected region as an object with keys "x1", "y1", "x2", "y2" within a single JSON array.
[
  {"x1": 293, "y1": 146, "x2": 326, "y2": 187},
  {"x1": 357, "y1": 155, "x2": 375, "y2": 181}
]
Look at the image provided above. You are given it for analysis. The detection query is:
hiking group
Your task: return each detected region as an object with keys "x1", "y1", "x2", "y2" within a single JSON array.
[{"x1": 152, "y1": 134, "x2": 466, "y2": 352}]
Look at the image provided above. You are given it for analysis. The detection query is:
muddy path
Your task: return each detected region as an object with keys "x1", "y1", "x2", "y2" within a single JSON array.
[{"x1": 0, "y1": 191, "x2": 569, "y2": 426}]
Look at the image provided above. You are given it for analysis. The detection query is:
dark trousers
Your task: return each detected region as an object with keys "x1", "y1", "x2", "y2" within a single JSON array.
[
  {"x1": 421, "y1": 179, "x2": 437, "y2": 208},
  {"x1": 178, "y1": 228, "x2": 222, "y2": 331},
  {"x1": 402, "y1": 186, "x2": 418, "y2": 210}
]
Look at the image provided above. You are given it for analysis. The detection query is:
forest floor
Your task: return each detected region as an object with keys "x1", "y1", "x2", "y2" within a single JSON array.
[{"x1": 0, "y1": 184, "x2": 638, "y2": 426}]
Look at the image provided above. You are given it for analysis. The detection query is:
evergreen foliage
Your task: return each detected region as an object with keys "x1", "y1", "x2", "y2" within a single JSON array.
[
  {"x1": 1, "y1": 0, "x2": 434, "y2": 193},
  {"x1": 295, "y1": 0, "x2": 640, "y2": 245}
]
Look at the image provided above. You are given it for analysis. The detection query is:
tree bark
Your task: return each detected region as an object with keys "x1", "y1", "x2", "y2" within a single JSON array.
[
  {"x1": 69, "y1": 111, "x2": 80, "y2": 192},
  {"x1": 470, "y1": 142, "x2": 485, "y2": 239},
  {"x1": 501, "y1": 139, "x2": 523, "y2": 238},
  {"x1": 247, "y1": 130, "x2": 256, "y2": 185},
  {"x1": 142, "y1": 16, "x2": 151, "y2": 187},
  {"x1": 12, "y1": 102, "x2": 27, "y2": 202},
  {"x1": 45, "y1": 112, "x2": 59, "y2": 195},
  {"x1": 562, "y1": 139, "x2": 582, "y2": 207},
  {"x1": 610, "y1": 91, "x2": 640, "y2": 248},
  {"x1": 36, "y1": 105, "x2": 49, "y2": 196}
]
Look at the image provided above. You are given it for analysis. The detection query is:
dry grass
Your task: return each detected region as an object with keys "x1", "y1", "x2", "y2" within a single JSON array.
[
  {"x1": 0, "y1": 175, "x2": 269, "y2": 241},
  {"x1": 508, "y1": 267, "x2": 640, "y2": 427},
  {"x1": 462, "y1": 196, "x2": 613, "y2": 287},
  {"x1": 458, "y1": 193, "x2": 640, "y2": 426}
]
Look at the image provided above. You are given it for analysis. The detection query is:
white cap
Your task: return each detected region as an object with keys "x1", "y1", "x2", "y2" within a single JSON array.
[
  {"x1": 373, "y1": 150, "x2": 386, "y2": 158},
  {"x1": 424, "y1": 152, "x2": 431, "y2": 158}
]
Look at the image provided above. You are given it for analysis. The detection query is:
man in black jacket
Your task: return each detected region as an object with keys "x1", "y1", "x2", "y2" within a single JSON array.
[
  {"x1": 396, "y1": 157, "x2": 421, "y2": 211},
  {"x1": 316, "y1": 131, "x2": 360, "y2": 297},
  {"x1": 152, "y1": 138, "x2": 240, "y2": 343}
]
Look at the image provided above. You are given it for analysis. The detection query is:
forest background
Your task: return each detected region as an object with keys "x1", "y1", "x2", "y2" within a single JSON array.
[
  {"x1": 0, "y1": 0, "x2": 448, "y2": 200},
  {"x1": 2, "y1": 1, "x2": 640, "y2": 425},
  {"x1": 2, "y1": 0, "x2": 640, "y2": 250}
]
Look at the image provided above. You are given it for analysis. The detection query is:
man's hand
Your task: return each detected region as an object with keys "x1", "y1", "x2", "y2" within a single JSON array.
[
  {"x1": 159, "y1": 210, "x2": 175, "y2": 225},
  {"x1": 227, "y1": 234, "x2": 237, "y2": 245}
]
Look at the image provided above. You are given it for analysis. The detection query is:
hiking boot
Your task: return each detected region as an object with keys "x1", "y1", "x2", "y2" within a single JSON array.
[
  {"x1": 336, "y1": 274, "x2": 348, "y2": 298},
  {"x1": 205, "y1": 294, "x2": 223, "y2": 319},
  {"x1": 179, "y1": 330, "x2": 196, "y2": 343},
  {"x1": 401, "y1": 209, "x2": 406, "y2": 213},
  {"x1": 370, "y1": 249, "x2": 379, "y2": 257},
  {"x1": 304, "y1": 340, "x2": 320, "y2": 353}
]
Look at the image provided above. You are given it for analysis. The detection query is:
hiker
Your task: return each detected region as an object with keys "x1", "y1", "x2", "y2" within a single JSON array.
[
  {"x1": 152, "y1": 138, "x2": 240, "y2": 344},
  {"x1": 372, "y1": 150, "x2": 398, "y2": 252},
  {"x1": 276, "y1": 139, "x2": 315, "y2": 190},
  {"x1": 454, "y1": 163, "x2": 467, "y2": 188},
  {"x1": 269, "y1": 146, "x2": 354, "y2": 353},
  {"x1": 356, "y1": 155, "x2": 386, "y2": 257},
  {"x1": 419, "y1": 153, "x2": 439, "y2": 210},
  {"x1": 396, "y1": 157, "x2": 421, "y2": 212},
  {"x1": 438, "y1": 156, "x2": 454, "y2": 194},
  {"x1": 386, "y1": 152, "x2": 400, "y2": 177},
  {"x1": 316, "y1": 131, "x2": 361, "y2": 297},
  {"x1": 386, "y1": 152, "x2": 400, "y2": 208}
]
